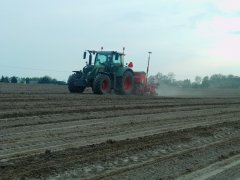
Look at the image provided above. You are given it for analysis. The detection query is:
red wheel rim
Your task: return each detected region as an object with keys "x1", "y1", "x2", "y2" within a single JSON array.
[
  {"x1": 124, "y1": 76, "x2": 132, "y2": 91},
  {"x1": 101, "y1": 79, "x2": 109, "y2": 93}
]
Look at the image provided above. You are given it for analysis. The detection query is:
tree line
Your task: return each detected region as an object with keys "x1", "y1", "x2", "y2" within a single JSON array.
[
  {"x1": 0, "y1": 75, "x2": 66, "y2": 85},
  {"x1": 149, "y1": 73, "x2": 240, "y2": 89},
  {"x1": 2, "y1": 73, "x2": 240, "y2": 88}
]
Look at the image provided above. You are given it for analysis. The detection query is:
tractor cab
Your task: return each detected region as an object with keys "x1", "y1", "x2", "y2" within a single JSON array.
[
  {"x1": 81, "y1": 51, "x2": 125, "y2": 76},
  {"x1": 84, "y1": 51, "x2": 124, "y2": 67},
  {"x1": 94, "y1": 52, "x2": 125, "y2": 75}
]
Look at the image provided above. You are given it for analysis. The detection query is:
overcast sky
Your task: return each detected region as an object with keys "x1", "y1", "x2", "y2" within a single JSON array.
[{"x1": 0, "y1": 0, "x2": 240, "y2": 81}]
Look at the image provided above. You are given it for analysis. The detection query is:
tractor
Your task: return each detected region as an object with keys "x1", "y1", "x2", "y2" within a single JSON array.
[{"x1": 68, "y1": 50, "x2": 158, "y2": 95}]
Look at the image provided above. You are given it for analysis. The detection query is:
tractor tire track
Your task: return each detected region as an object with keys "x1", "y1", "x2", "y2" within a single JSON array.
[
  {"x1": 1, "y1": 86, "x2": 240, "y2": 179},
  {"x1": 1, "y1": 121, "x2": 240, "y2": 179}
]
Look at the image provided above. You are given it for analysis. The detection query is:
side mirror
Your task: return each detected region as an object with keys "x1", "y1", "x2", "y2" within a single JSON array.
[
  {"x1": 83, "y1": 52, "x2": 87, "y2": 59},
  {"x1": 115, "y1": 54, "x2": 119, "y2": 60},
  {"x1": 89, "y1": 54, "x2": 92, "y2": 65}
]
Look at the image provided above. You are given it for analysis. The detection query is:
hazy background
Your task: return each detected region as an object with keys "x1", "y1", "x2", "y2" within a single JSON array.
[{"x1": 0, "y1": 0, "x2": 239, "y2": 81}]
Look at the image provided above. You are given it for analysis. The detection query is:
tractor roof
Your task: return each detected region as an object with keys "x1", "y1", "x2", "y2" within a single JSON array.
[
  {"x1": 86, "y1": 50, "x2": 124, "y2": 55},
  {"x1": 97, "y1": 51, "x2": 124, "y2": 55}
]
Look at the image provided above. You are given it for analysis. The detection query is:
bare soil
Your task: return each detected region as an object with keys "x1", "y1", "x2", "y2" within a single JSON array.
[{"x1": 0, "y1": 83, "x2": 240, "y2": 179}]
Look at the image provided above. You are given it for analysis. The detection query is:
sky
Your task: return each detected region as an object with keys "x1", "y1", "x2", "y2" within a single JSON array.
[{"x1": 0, "y1": 0, "x2": 240, "y2": 81}]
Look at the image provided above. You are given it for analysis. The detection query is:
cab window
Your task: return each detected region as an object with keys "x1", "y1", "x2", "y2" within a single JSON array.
[
  {"x1": 95, "y1": 54, "x2": 108, "y2": 65},
  {"x1": 113, "y1": 54, "x2": 122, "y2": 65}
]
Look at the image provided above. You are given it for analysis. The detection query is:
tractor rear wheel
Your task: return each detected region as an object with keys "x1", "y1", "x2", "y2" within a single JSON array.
[
  {"x1": 119, "y1": 71, "x2": 134, "y2": 95},
  {"x1": 93, "y1": 74, "x2": 111, "y2": 94},
  {"x1": 68, "y1": 73, "x2": 86, "y2": 93}
]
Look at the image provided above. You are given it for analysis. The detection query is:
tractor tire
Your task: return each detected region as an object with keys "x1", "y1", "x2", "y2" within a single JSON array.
[
  {"x1": 119, "y1": 71, "x2": 134, "y2": 95},
  {"x1": 68, "y1": 73, "x2": 86, "y2": 93},
  {"x1": 93, "y1": 74, "x2": 111, "y2": 94}
]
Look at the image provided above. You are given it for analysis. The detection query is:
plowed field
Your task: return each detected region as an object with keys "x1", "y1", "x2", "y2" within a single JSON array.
[{"x1": 0, "y1": 83, "x2": 240, "y2": 179}]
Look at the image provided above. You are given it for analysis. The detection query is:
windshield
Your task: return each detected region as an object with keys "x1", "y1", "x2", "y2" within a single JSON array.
[{"x1": 95, "y1": 53, "x2": 112, "y2": 65}]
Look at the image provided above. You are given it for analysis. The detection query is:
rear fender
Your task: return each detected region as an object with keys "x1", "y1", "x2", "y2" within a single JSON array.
[{"x1": 115, "y1": 67, "x2": 133, "y2": 77}]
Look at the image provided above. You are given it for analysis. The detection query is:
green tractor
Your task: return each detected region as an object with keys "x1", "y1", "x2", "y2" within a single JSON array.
[{"x1": 68, "y1": 50, "x2": 135, "y2": 95}]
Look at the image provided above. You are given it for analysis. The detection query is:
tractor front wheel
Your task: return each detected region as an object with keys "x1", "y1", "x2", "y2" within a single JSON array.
[
  {"x1": 93, "y1": 74, "x2": 111, "y2": 94},
  {"x1": 68, "y1": 73, "x2": 86, "y2": 93}
]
